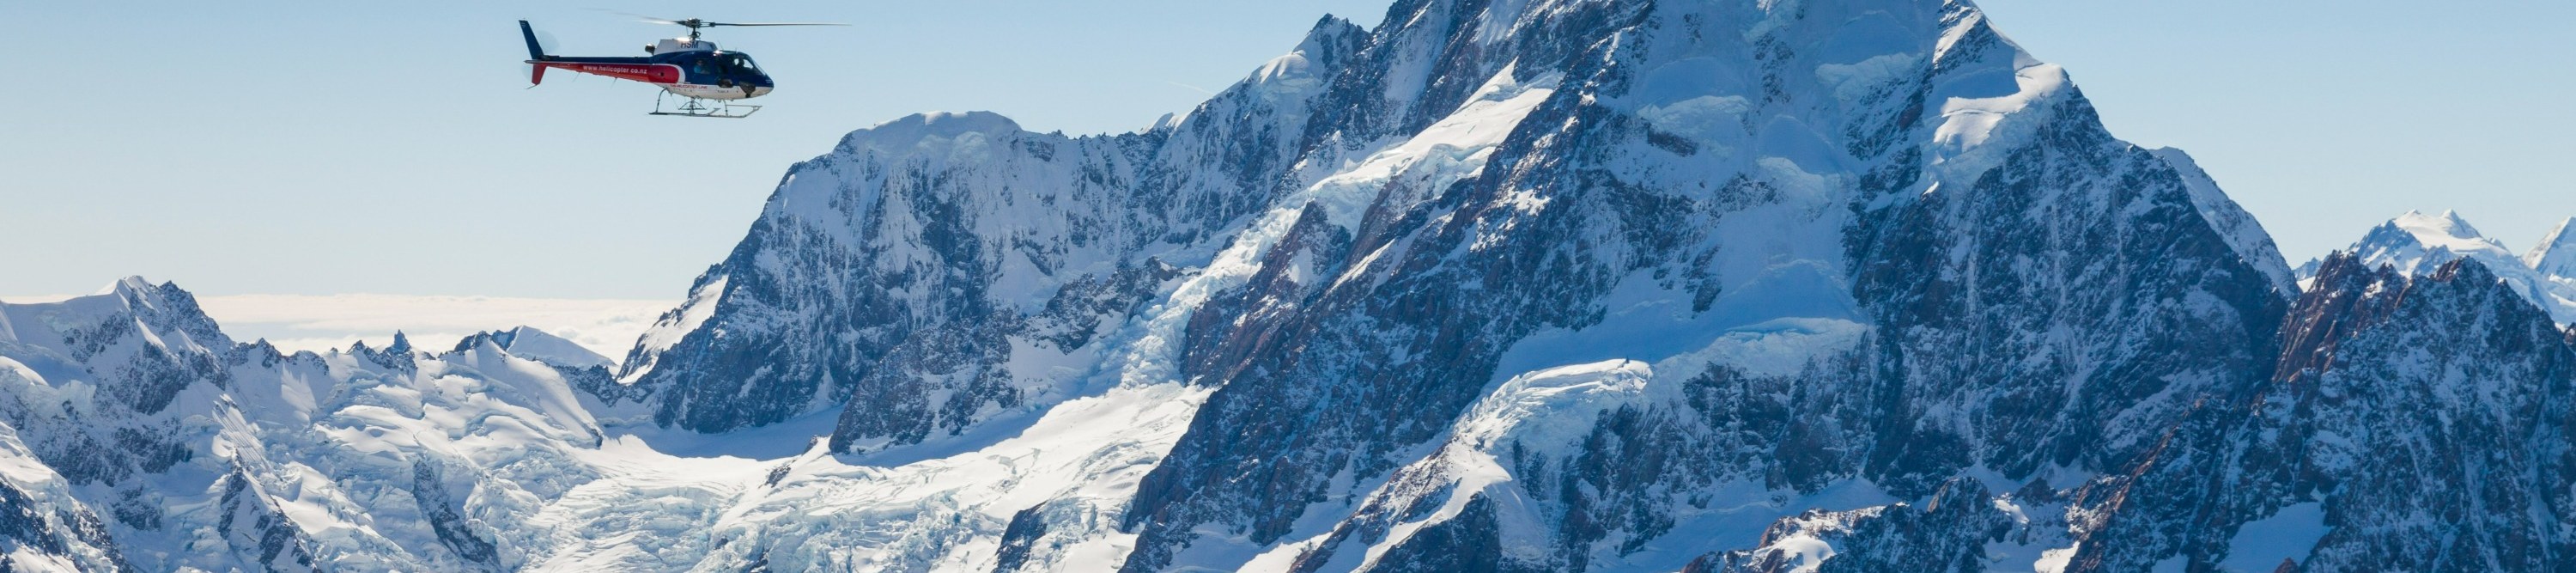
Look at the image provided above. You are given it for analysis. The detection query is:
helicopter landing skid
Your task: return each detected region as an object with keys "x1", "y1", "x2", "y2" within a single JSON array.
[{"x1": 650, "y1": 93, "x2": 759, "y2": 119}]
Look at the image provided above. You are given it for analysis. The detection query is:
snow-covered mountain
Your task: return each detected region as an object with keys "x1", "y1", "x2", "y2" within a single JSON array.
[
  {"x1": 0, "y1": 280, "x2": 633, "y2": 571},
  {"x1": 2528, "y1": 217, "x2": 2576, "y2": 278},
  {"x1": 2321, "y1": 210, "x2": 2576, "y2": 324},
  {"x1": 8, "y1": 0, "x2": 2576, "y2": 571},
  {"x1": 2239, "y1": 254, "x2": 2576, "y2": 571}
]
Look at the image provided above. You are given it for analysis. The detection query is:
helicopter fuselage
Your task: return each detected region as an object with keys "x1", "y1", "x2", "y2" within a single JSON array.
[{"x1": 523, "y1": 28, "x2": 775, "y2": 101}]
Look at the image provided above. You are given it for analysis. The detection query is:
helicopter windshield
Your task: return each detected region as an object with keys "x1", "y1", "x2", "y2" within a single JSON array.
[{"x1": 727, "y1": 54, "x2": 762, "y2": 75}]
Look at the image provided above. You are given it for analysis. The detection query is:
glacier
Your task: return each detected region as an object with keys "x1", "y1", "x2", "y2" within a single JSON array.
[{"x1": 8, "y1": 0, "x2": 2576, "y2": 571}]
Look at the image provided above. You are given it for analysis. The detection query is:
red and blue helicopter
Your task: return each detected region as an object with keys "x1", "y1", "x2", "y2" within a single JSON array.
[{"x1": 519, "y1": 15, "x2": 843, "y2": 118}]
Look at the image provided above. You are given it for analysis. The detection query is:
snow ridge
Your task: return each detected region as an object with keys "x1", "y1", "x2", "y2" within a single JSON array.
[{"x1": 2151, "y1": 148, "x2": 2299, "y2": 297}]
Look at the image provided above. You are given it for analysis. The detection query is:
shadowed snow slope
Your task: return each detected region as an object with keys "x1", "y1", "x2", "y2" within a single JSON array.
[{"x1": 7, "y1": 0, "x2": 2575, "y2": 572}]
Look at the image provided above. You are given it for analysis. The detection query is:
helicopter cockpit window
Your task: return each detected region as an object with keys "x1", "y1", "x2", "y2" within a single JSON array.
[{"x1": 726, "y1": 54, "x2": 762, "y2": 75}]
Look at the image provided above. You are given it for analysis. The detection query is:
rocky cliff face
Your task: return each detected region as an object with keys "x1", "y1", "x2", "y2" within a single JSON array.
[
  {"x1": 0, "y1": 418, "x2": 132, "y2": 572},
  {"x1": 1110, "y1": 0, "x2": 2290, "y2": 570},
  {"x1": 615, "y1": 16, "x2": 1370, "y2": 452},
  {"x1": 0, "y1": 279, "x2": 222, "y2": 487},
  {"x1": 2069, "y1": 255, "x2": 2576, "y2": 572},
  {"x1": 2228, "y1": 256, "x2": 2576, "y2": 571},
  {"x1": 1719, "y1": 253, "x2": 2576, "y2": 573},
  {"x1": 580, "y1": 0, "x2": 2320, "y2": 569},
  {"x1": 574, "y1": 0, "x2": 2566, "y2": 571}
]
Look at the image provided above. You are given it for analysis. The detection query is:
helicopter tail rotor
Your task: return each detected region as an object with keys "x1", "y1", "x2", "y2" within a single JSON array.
[{"x1": 518, "y1": 21, "x2": 560, "y2": 86}]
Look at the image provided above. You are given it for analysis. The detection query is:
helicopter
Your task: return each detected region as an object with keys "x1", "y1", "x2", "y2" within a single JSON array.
[{"x1": 519, "y1": 15, "x2": 844, "y2": 118}]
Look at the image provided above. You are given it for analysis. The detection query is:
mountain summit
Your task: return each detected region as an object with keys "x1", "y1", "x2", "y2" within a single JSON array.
[
  {"x1": 2525, "y1": 216, "x2": 2576, "y2": 277},
  {"x1": 2336, "y1": 210, "x2": 2576, "y2": 324},
  {"x1": 599, "y1": 0, "x2": 2306, "y2": 570}
]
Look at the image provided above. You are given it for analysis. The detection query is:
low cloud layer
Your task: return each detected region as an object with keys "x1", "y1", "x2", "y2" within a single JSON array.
[{"x1": 197, "y1": 294, "x2": 677, "y2": 357}]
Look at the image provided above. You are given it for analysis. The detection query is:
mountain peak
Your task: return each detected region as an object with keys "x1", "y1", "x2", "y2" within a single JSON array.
[
  {"x1": 466, "y1": 326, "x2": 613, "y2": 369},
  {"x1": 2339, "y1": 210, "x2": 2576, "y2": 325},
  {"x1": 0, "y1": 276, "x2": 232, "y2": 381},
  {"x1": 2366, "y1": 210, "x2": 2508, "y2": 259},
  {"x1": 101, "y1": 275, "x2": 156, "y2": 296},
  {"x1": 94, "y1": 275, "x2": 168, "y2": 308},
  {"x1": 1302, "y1": 14, "x2": 1361, "y2": 43},
  {"x1": 2391, "y1": 209, "x2": 2487, "y2": 239},
  {"x1": 832, "y1": 111, "x2": 1025, "y2": 156},
  {"x1": 96, "y1": 276, "x2": 191, "y2": 314},
  {"x1": 2524, "y1": 216, "x2": 2576, "y2": 278}
]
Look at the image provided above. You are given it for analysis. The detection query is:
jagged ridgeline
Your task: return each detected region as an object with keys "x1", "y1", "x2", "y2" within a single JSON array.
[{"x1": 4, "y1": 0, "x2": 2572, "y2": 571}]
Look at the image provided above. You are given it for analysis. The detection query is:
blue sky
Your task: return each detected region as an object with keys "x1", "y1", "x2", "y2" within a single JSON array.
[
  {"x1": 1978, "y1": 0, "x2": 2576, "y2": 266},
  {"x1": 5, "y1": 1, "x2": 2571, "y2": 301}
]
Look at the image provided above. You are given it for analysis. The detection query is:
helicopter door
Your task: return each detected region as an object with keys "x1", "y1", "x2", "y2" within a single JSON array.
[{"x1": 690, "y1": 58, "x2": 718, "y2": 83}]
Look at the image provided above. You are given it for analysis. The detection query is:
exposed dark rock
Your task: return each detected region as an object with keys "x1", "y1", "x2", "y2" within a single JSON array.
[{"x1": 411, "y1": 460, "x2": 501, "y2": 570}]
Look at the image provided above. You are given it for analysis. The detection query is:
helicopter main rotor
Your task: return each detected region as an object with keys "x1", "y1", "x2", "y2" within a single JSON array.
[{"x1": 601, "y1": 10, "x2": 848, "y2": 40}]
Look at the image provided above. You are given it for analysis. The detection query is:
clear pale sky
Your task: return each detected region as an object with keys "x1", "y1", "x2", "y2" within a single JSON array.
[{"x1": 6, "y1": 1, "x2": 2571, "y2": 301}]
